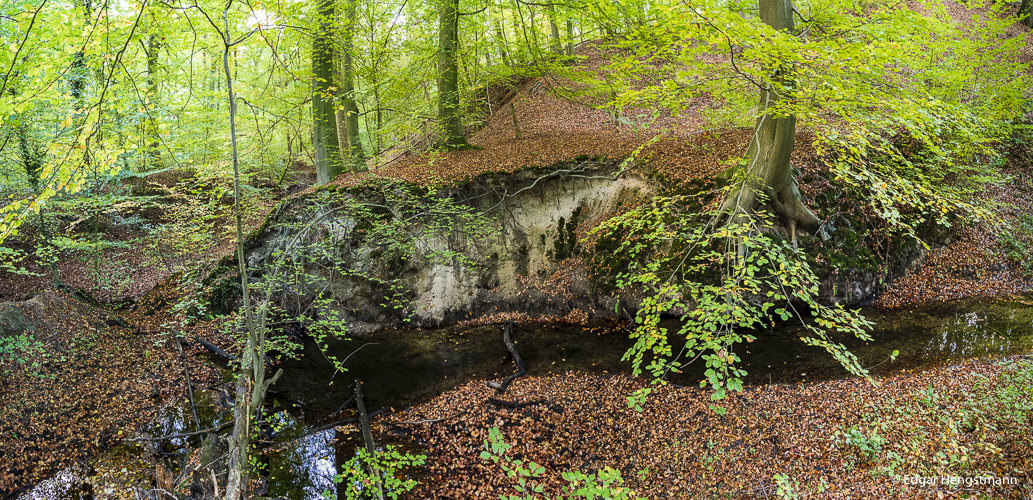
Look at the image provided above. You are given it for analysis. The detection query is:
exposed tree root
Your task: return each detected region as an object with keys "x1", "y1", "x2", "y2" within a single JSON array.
[
  {"x1": 718, "y1": 108, "x2": 821, "y2": 248},
  {"x1": 486, "y1": 322, "x2": 525, "y2": 395}
]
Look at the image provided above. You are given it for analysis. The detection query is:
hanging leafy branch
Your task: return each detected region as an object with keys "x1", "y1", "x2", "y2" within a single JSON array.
[{"x1": 591, "y1": 189, "x2": 876, "y2": 413}]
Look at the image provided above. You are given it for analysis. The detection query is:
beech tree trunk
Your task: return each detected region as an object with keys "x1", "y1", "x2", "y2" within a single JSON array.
[
  {"x1": 495, "y1": 20, "x2": 510, "y2": 66},
  {"x1": 339, "y1": 0, "x2": 367, "y2": 172},
  {"x1": 1020, "y1": 0, "x2": 1033, "y2": 28},
  {"x1": 437, "y1": 0, "x2": 470, "y2": 149},
  {"x1": 222, "y1": 39, "x2": 257, "y2": 500},
  {"x1": 146, "y1": 29, "x2": 161, "y2": 168},
  {"x1": 548, "y1": 6, "x2": 563, "y2": 55},
  {"x1": 719, "y1": 0, "x2": 820, "y2": 245},
  {"x1": 566, "y1": 19, "x2": 574, "y2": 56},
  {"x1": 69, "y1": 0, "x2": 91, "y2": 102},
  {"x1": 313, "y1": 0, "x2": 343, "y2": 184}
]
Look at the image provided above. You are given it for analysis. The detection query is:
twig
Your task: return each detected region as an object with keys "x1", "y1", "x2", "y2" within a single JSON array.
[
  {"x1": 331, "y1": 343, "x2": 379, "y2": 383},
  {"x1": 211, "y1": 469, "x2": 220, "y2": 499},
  {"x1": 283, "y1": 409, "x2": 386, "y2": 440},
  {"x1": 392, "y1": 411, "x2": 467, "y2": 425},
  {"x1": 175, "y1": 336, "x2": 202, "y2": 431},
  {"x1": 329, "y1": 392, "x2": 357, "y2": 418},
  {"x1": 127, "y1": 421, "x2": 233, "y2": 442},
  {"x1": 487, "y1": 398, "x2": 545, "y2": 409}
]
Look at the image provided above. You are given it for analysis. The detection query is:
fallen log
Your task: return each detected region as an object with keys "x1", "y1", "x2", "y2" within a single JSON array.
[
  {"x1": 328, "y1": 391, "x2": 356, "y2": 418},
  {"x1": 193, "y1": 336, "x2": 237, "y2": 361},
  {"x1": 307, "y1": 409, "x2": 385, "y2": 436},
  {"x1": 175, "y1": 336, "x2": 202, "y2": 431},
  {"x1": 391, "y1": 411, "x2": 467, "y2": 425}
]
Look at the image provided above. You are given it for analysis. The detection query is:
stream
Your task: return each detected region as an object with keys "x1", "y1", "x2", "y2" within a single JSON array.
[{"x1": 153, "y1": 297, "x2": 1033, "y2": 499}]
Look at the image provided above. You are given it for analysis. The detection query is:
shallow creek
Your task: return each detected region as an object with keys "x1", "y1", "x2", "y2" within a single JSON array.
[{"x1": 118, "y1": 298, "x2": 1033, "y2": 498}]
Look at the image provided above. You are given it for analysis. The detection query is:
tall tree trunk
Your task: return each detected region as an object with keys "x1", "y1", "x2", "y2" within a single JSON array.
[
  {"x1": 222, "y1": 40, "x2": 257, "y2": 500},
  {"x1": 146, "y1": 29, "x2": 161, "y2": 168},
  {"x1": 374, "y1": 86, "x2": 383, "y2": 154},
  {"x1": 69, "y1": 0, "x2": 91, "y2": 103},
  {"x1": 15, "y1": 122, "x2": 62, "y2": 288},
  {"x1": 438, "y1": 0, "x2": 470, "y2": 149},
  {"x1": 566, "y1": 18, "x2": 574, "y2": 56},
  {"x1": 313, "y1": 0, "x2": 343, "y2": 184},
  {"x1": 718, "y1": 0, "x2": 820, "y2": 246},
  {"x1": 1020, "y1": 0, "x2": 1033, "y2": 28},
  {"x1": 340, "y1": 0, "x2": 367, "y2": 171},
  {"x1": 495, "y1": 20, "x2": 510, "y2": 66},
  {"x1": 548, "y1": 6, "x2": 563, "y2": 55}
]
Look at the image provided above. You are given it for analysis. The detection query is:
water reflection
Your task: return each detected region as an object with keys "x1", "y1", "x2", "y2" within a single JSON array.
[
  {"x1": 732, "y1": 299, "x2": 1033, "y2": 383},
  {"x1": 265, "y1": 414, "x2": 337, "y2": 500},
  {"x1": 922, "y1": 308, "x2": 1031, "y2": 357}
]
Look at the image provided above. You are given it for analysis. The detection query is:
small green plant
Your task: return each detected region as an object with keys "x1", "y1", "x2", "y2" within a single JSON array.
[
  {"x1": 772, "y1": 473, "x2": 799, "y2": 500},
  {"x1": 332, "y1": 445, "x2": 426, "y2": 500},
  {"x1": 835, "y1": 358, "x2": 1033, "y2": 481},
  {"x1": 0, "y1": 333, "x2": 48, "y2": 378},
  {"x1": 999, "y1": 213, "x2": 1033, "y2": 277},
  {"x1": 918, "y1": 384, "x2": 939, "y2": 407},
  {"x1": 838, "y1": 425, "x2": 886, "y2": 465},
  {"x1": 481, "y1": 427, "x2": 644, "y2": 500},
  {"x1": 625, "y1": 388, "x2": 651, "y2": 412}
]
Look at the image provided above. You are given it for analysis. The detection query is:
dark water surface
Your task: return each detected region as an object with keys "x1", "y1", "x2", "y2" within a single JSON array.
[{"x1": 275, "y1": 298, "x2": 1033, "y2": 416}]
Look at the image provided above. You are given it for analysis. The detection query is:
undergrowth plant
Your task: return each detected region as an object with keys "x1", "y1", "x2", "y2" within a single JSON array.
[
  {"x1": 332, "y1": 446, "x2": 427, "y2": 500},
  {"x1": 999, "y1": 212, "x2": 1033, "y2": 277},
  {"x1": 0, "y1": 332, "x2": 48, "y2": 379},
  {"x1": 837, "y1": 358, "x2": 1033, "y2": 480},
  {"x1": 481, "y1": 427, "x2": 644, "y2": 500}
]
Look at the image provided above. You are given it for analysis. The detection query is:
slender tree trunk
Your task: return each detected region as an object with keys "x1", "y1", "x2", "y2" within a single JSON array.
[
  {"x1": 566, "y1": 18, "x2": 574, "y2": 56},
  {"x1": 548, "y1": 6, "x2": 563, "y2": 55},
  {"x1": 146, "y1": 29, "x2": 161, "y2": 168},
  {"x1": 313, "y1": 0, "x2": 343, "y2": 184},
  {"x1": 511, "y1": 2, "x2": 522, "y2": 63},
  {"x1": 437, "y1": 0, "x2": 469, "y2": 149},
  {"x1": 340, "y1": 0, "x2": 367, "y2": 171},
  {"x1": 69, "y1": 0, "x2": 92, "y2": 102},
  {"x1": 719, "y1": 0, "x2": 820, "y2": 246},
  {"x1": 222, "y1": 41, "x2": 257, "y2": 500},
  {"x1": 496, "y1": 20, "x2": 510, "y2": 66},
  {"x1": 510, "y1": 101, "x2": 521, "y2": 139},
  {"x1": 374, "y1": 87, "x2": 383, "y2": 154}
]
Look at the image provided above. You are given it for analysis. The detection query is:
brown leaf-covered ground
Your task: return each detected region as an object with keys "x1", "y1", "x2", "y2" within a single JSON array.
[
  {"x1": 376, "y1": 357, "x2": 1032, "y2": 499},
  {"x1": 0, "y1": 290, "x2": 224, "y2": 497}
]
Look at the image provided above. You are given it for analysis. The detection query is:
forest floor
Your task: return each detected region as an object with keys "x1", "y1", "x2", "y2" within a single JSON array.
[
  {"x1": 379, "y1": 356, "x2": 1033, "y2": 499},
  {"x1": 2, "y1": 2, "x2": 1033, "y2": 499}
]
